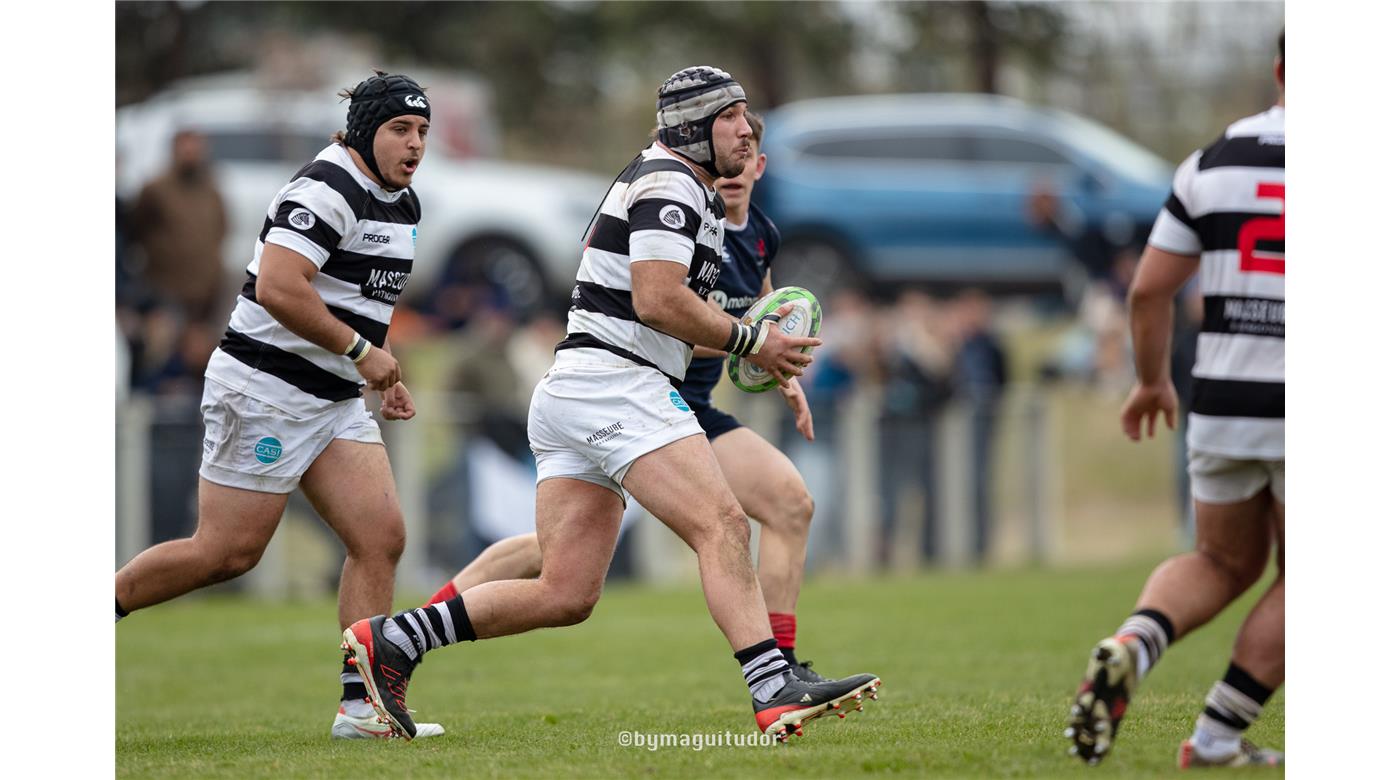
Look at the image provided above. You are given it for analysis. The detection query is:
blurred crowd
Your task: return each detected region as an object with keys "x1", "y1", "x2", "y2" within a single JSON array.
[{"x1": 116, "y1": 131, "x2": 1200, "y2": 575}]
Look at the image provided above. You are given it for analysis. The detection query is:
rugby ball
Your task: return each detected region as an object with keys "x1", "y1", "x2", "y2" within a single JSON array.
[{"x1": 727, "y1": 286, "x2": 822, "y2": 394}]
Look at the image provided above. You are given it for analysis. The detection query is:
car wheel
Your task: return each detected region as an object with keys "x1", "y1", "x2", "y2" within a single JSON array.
[
  {"x1": 445, "y1": 237, "x2": 548, "y2": 316},
  {"x1": 770, "y1": 236, "x2": 859, "y2": 301}
]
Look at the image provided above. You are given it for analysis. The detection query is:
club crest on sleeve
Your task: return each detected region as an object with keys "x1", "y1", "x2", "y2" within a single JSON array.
[
  {"x1": 660, "y1": 205, "x2": 685, "y2": 229},
  {"x1": 289, "y1": 209, "x2": 316, "y2": 231}
]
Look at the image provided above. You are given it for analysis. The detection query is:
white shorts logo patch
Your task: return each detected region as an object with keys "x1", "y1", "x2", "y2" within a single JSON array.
[
  {"x1": 288, "y1": 208, "x2": 316, "y2": 231},
  {"x1": 659, "y1": 205, "x2": 685, "y2": 230}
]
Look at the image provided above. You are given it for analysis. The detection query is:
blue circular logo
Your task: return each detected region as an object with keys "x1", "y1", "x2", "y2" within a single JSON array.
[
  {"x1": 668, "y1": 390, "x2": 691, "y2": 413},
  {"x1": 254, "y1": 436, "x2": 283, "y2": 464}
]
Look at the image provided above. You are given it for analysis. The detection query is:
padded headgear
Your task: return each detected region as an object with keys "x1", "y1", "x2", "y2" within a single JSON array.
[
  {"x1": 343, "y1": 72, "x2": 430, "y2": 189},
  {"x1": 656, "y1": 66, "x2": 747, "y2": 177}
]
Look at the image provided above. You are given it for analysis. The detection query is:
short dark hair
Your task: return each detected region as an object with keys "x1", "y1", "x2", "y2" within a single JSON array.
[{"x1": 746, "y1": 109, "x2": 765, "y2": 148}]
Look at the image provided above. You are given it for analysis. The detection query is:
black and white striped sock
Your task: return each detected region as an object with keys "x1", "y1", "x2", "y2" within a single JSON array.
[
  {"x1": 1190, "y1": 662, "x2": 1275, "y2": 760},
  {"x1": 1116, "y1": 608, "x2": 1175, "y2": 679},
  {"x1": 735, "y1": 638, "x2": 791, "y2": 703},
  {"x1": 341, "y1": 661, "x2": 367, "y2": 704},
  {"x1": 380, "y1": 596, "x2": 478, "y2": 662}
]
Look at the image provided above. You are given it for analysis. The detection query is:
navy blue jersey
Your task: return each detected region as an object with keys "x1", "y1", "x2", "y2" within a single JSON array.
[{"x1": 678, "y1": 203, "x2": 782, "y2": 409}]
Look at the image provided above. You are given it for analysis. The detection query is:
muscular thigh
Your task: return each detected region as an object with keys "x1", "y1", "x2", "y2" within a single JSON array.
[
  {"x1": 622, "y1": 433, "x2": 743, "y2": 544},
  {"x1": 194, "y1": 477, "x2": 289, "y2": 552},
  {"x1": 300, "y1": 439, "x2": 402, "y2": 551},
  {"x1": 535, "y1": 477, "x2": 625, "y2": 591},
  {"x1": 710, "y1": 427, "x2": 804, "y2": 523}
]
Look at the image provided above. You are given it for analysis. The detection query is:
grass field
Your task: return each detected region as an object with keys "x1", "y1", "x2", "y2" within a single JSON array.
[{"x1": 117, "y1": 563, "x2": 1283, "y2": 778}]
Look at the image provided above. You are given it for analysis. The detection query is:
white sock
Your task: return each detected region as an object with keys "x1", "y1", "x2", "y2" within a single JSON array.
[
  {"x1": 341, "y1": 697, "x2": 375, "y2": 718},
  {"x1": 1190, "y1": 713, "x2": 1242, "y2": 761},
  {"x1": 1131, "y1": 639, "x2": 1150, "y2": 680}
]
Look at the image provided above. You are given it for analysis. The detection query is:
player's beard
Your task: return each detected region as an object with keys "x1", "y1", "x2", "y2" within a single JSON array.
[{"x1": 714, "y1": 145, "x2": 746, "y2": 179}]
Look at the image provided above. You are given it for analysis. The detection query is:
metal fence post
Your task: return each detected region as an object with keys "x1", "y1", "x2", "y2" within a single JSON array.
[
  {"x1": 938, "y1": 400, "x2": 973, "y2": 568},
  {"x1": 115, "y1": 397, "x2": 152, "y2": 568}
]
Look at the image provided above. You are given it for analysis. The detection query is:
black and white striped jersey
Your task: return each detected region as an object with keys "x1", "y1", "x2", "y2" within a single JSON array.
[
  {"x1": 206, "y1": 143, "x2": 420, "y2": 416},
  {"x1": 558, "y1": 142, "x2": 727, "y2": 385},
  {"x1": 1148, "y1": 105, "x2": 1284, "y2": 459}
]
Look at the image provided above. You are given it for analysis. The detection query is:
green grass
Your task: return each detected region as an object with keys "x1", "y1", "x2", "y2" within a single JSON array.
[{"x1": 117, "y1": 564, "x2": 1282, "y2": 778}]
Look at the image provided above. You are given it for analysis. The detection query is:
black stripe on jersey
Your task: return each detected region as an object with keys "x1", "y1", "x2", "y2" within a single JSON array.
[
  {"x1": 587, "y1": 213, "x2": 631, "y2": 256},
  {"x1": 296, "y1": 159, "x2": 368, "y2": 215},
  {"x1": 554, "y1": 332, "x2": 684, "y2": 388},
  {"x1": 360, "y1": 192, "x2": 420, "y2": 226},
  {"x1": 326, "y1": 304, "x2": 389, "y2": 347},
  {"x1": 1193, "y1": 212, "x2": 1285, "y2": 254},
  {"x1": 240, "y1": 274, "x2": 388, "y2": 344},
  {"x1": 571, "y1": 281, "x2": 637, "y2": 322},
  {"x1": 297, "y1": 159, "x2": 421, "y2": 225},
  {"x1": 266, "y1": 199, "x2": 343, "y2": 254},
  {"x1": 1202, "y1": 295, "x2": 1284, "y2": 339},
  {"x1": 1198, "y1": 135, "x2": 1286, "y2": 171},
  {"x1": 1163, "y1": 192, "x2": 1196, "y2": 233},
  {"x1": 218, "y1": 329, "x2": 363, "y2": 402},
  {"x1": 320, "y1": 250, "x2": 415, "y2": 306},
  {"x1": 688, "y1": 243, "x2": 722, "y2": 296},
  {"x1": 239, "y1": 272, "x2": 394, "y2": 348},
  {"x1": 1191, "y1": 378, "x2": 1284, "y2": 419},
  {"x1": 629, "y1": 198, "x2": 702, "y2": 236},
  {"x1": 620, "y1": 157, "x2": 702, "y2": 186}
]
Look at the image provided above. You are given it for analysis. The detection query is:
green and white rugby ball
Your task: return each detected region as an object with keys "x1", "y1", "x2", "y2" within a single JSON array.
[{"x1": 727, "y1": 286, "x2": 823, "y2": 394}]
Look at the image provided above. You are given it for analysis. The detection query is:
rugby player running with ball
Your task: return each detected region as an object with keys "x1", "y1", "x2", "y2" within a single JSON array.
[{"x1": 419, "y1": 110, "x2": 834, "y2": 685}]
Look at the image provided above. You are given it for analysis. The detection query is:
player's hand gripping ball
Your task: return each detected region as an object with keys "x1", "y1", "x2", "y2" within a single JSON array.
[{"x1": 727, "y1": 286, "x2": 823, "y2": 393}]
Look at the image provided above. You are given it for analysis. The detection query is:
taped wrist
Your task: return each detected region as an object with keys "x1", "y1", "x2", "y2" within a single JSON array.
[
  {"x1": 724, "y1": 314, "x2": 779, "y2": 357},
  {"x1": 344, "y1": 334, "x2": 372, "y2": 364}
]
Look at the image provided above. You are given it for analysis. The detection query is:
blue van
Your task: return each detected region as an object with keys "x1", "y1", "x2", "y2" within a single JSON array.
[{"x1": 754, "y1": 94, "x2": 1174, "y2": 296}]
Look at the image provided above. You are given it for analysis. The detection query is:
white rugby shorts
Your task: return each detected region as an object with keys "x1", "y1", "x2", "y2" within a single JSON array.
[
  {"x1": 528, "y1": 349, "x2": 704, "y2": 500},
  {"x1": 198, "y1": 378, "x2": 383, "y2": 494},
  {"x1": 1188, "y1": 450, "x2": 1284, "y2": 505}
]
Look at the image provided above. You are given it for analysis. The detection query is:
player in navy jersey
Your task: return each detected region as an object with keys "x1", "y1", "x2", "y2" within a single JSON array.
[
  {"x1": 418, "y1": 112, "x2": 830, "y2": 682},
  {"x1": 114, "y1": 72, "x2": 446, "y2": 740}
]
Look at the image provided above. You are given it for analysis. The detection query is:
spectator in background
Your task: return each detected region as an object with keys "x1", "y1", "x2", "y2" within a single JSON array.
[
  {"x1": 131, "y1": 129, "x2": 229, "y2": 327},
  {"x1": 876, "y1": 289, "x2": 954, "y2": 568},
  {"x1": 952, "y1": 289, "x2": 1007, "y2": 565}
]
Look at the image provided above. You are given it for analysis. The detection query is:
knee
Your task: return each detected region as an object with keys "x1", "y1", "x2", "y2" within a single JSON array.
[
  {"x1": 550, "y1": 581, "x2": 602, "y2": 626},
  {"x1": 717, "y1": 505, "x2": 753, "y2": 552},
  {"x1": 205, "y1": 543, "x2": 265, "y2": 584},
  {"x1": 767, "y1": 485, "x2": 814, "y2": 537},
  {"x1": 346, "y1": 514, "x2": 406, "y2": 565},
  {"x1": 1197, "y1": 542, "x2": 1268, "y2": 594}
]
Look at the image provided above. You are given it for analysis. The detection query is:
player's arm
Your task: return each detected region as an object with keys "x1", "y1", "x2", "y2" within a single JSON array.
[
  {"x1": 689, "y1": 267, "x2": 776, "y2": 361},
  {"x1": 1128, "y1": 246, "x2": 1199, "y2": 386},
  {"x1": 254, "y1": 244, "x2": 401, "y2": 391},
  {"x1": 1120, "y1": 245, "x2": 1200, "y2": 440},
  {"x1": 632, "y1": 261, "x2": 817, "y2": 383}
]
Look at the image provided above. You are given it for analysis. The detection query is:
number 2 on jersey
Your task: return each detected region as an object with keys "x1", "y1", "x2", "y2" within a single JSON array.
[{"x1": 1238, "y1": 182, "x2": 1284, "y2": 275}]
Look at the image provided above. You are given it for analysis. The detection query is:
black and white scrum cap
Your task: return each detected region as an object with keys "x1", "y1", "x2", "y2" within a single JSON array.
[{"x1": 656, "y1": 66, "x2": 747, "y2": 176}]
